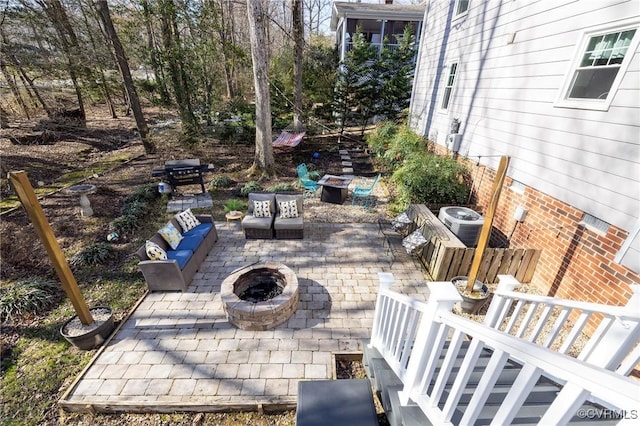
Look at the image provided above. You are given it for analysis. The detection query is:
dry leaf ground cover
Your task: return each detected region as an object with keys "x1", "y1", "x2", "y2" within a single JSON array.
[{"x1": 0, "y1": 107, "x2": 391, "y2": 425}]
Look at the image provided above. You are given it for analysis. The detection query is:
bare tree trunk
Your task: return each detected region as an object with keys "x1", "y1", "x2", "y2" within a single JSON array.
[
  {"x1": 0, "y1": 59, "x2": 30, "y2": 119},
  {"x1": 96, "y1": 0, "x2": 155, "y2": 154},
  {"x1": 39, "y1": 0, "x2": 86, "y2": 121},
  {"x1": 292, "y1": 0, "x2": 303, "y2": 131},
  {"x1": 141, "y1": 0, "x2": 171, "y2": 104},
  {"x1": 247, "y1": 0, "x2": 274, "y2": 177},
  {"x1": 1, "y1": 25, "x2": 53, "y2": 117},
  {"x1": 78, "y1": 0, "x2": 117, "y2": 118}
]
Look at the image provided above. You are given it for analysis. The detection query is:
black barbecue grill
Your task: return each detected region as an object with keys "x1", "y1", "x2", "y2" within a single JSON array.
[{"x1": 151, "y1": 159, "x2": 213, "y2": 194}]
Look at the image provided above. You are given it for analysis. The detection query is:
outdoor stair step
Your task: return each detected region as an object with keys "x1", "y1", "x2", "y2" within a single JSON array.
[
  {"x1": 371, "y1": 359, "x2": 402, "y2": 393},
  {"x1": 388, "y1": 387, "x2": 431, "y2": 426}
]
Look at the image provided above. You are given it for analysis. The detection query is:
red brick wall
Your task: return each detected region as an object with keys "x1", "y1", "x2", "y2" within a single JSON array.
[{"x1": 435, "y1": 147, "x2": 639, "y2": 316}]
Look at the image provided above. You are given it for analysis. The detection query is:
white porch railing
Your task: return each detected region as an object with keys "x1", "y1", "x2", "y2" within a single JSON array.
[
  {"x1": 368, "y1": 276, "x2": 640, "y2": 425},
  {"x1": 484, "y1": 275, "x2": 640, "y2": 374}
]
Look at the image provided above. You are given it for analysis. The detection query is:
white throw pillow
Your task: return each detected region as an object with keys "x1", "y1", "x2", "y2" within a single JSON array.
[
  {"x1": 145, "y1": 240, "x2": 167, "y2": 260},
  {"x1": 278, "y1": 200, "x2": 299, "y2": 219},
  {"x1": 254, "y1": 200, "x2": 272, "y2": 218},
  {"x1": 175, "y1": 208, "x2": 201, "y2": 233}
]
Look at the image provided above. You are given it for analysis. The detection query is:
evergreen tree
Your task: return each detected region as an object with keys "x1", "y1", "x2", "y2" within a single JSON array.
[
  {"x1": 377, "y1": 25, "x2": 417, "y2": 122},
  {"x1": 333, "y1": 27, "x2": 377, "y2": 134}
]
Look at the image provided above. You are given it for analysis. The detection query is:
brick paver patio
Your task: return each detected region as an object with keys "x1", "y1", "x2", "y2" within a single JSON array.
[{"x1": 60, "y1": 221, "x2": 428, "y2": 413}]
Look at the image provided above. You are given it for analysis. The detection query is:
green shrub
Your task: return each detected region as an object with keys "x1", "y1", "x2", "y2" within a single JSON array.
[
  {"x1": 366, "y1": 121, "x2": 399, "y2": 158},
  {"x1": 382, "y1": 126, "x2": 429, "y2": 169},
  {"x1": 210, "y1": 175, "x2": 235, "y2": 188},
  {"x1": 120, "y1": 200, "x2": 148, "y2": 218},
  {"x1": 0, "y1": 278, "x2": 59, "y2": 321},
  {"x1": 240, "y1": 181, "x2": 262, "y2": 196},
  {"x1": 223, "y1": 198, "x2": 246, "y2": 213},
  {"x1": 109, "y1": 214, "x2": 139, "y2": 234},
  {"x1": 392, "y1": 152, "x2": 470, "y2": 209},
  {"x1": 125, "y1": 183, "x2": 160, "y2": 203},
  {"x1": 70, "y1": 243, "x2": 115, "y2": 268},
  {"x1": 267, "y1": 183, "x2": 296, "y2": 193}
]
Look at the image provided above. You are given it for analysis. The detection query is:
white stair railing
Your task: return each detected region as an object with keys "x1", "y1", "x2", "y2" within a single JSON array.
[
  {"x1": 405, "y1": 305, "x2": 640, "y2": 425},
  {"x1": 369, "y1": 285, "x2": 431, "y2": 382},
  {"x1": 369, "y1": 279, "x2": 640, "y2": 425},
  {"x1": 485, "y1": 275, "x2": 640, "y2": 373}
]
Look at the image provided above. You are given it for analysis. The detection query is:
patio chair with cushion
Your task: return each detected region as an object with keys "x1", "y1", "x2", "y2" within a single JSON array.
[
  {"x1": 352, "y1": 174, "x2": 381, "y2": 208},
  {"x1": 241, "y1": 192, "x2": 276, "y2": 239},
  {"x1": 274, "y1": 193, "x2": 304, "y2": 239}
]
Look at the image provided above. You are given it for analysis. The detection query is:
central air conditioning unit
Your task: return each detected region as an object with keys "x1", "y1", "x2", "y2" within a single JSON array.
[{"x1": 438, "y1": 206, "x2": 484, "y2": 247}]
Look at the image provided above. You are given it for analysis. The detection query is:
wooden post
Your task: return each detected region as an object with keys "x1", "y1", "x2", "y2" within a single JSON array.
[
  {"x1": 466, "y1": 156, "x2": 510, "y2": 293},
  {"x1": 9, "y1": 171, "x2": 94, "y2": 325}
]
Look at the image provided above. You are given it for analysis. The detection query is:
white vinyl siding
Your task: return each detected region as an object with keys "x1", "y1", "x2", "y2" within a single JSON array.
[{"x1": 409, "y1": 0, "x2": 640, "y2": 232}]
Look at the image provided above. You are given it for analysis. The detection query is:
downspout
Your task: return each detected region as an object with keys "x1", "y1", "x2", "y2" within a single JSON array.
[
  {"x1": 379, "y1": 19, "x2": 386, "y2": 55},
  {"x1": 340, "y1": 17, "x2": 347, "y2": 62},
  {"x1": 409, "y1": 2, "x2": 430, "y2": 131}
]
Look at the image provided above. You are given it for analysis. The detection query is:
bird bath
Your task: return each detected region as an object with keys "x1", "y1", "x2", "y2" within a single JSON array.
[{"x1": 65, "y1": 184, "x2": 97, "y2": 217}]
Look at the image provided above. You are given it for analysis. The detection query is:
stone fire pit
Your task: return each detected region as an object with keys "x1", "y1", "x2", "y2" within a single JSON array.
[{"x1": 220, "y1": 262, "x2": 299, "y2": 331}]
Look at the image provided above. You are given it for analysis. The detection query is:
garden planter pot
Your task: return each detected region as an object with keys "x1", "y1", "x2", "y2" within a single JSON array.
[
  {"x1": 60, "y1": 307, "x2": 114, "y2": 350},
  {"x1": 452, "y1": 276, "x2": 490, "y2": 314}
]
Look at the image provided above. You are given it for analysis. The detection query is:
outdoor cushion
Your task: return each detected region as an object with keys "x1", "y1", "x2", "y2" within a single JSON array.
[
  {"x1": 166, "y1": 249, "x2": 193, "y2": 270},
  {"x1": 391, "y1": 212, "x2": 412, "y2": 233},
  {"x1": 275, "y1": 193, "x2": 303, "y2": 214},
  {"x1": 253, "y1": 200, "x2": 272, "y2": 218},
  {"x1": 182, "y1": 223, "x2": 213, "y2": 239},
  {"x1": 273, "y1": 216, "x2": 304, "y2": 230},
  {"x1": 158, "y1": 222, "x2": 184, "y2": 250},
  {"x1": 247, "y1": 192, "x2": 276, "y2": 216},
  {"x1": 278, "y1": 199, "x2": 299, "y2": 218},
  {"x1": 176, "y1": 233, "x2": 205, "y2": 252},
  {"x1": 242, "y1": 215, "x2": 273, "y2": 230},
  {"x1": 402, "y1": 230, "x2": 428, "y2": 254},
  {"x1": 174, "y1": 208, "x2": 201, "y2": 233},
  {"x1": 145, "y1": 240, "x2": 167, "y2": 260}
]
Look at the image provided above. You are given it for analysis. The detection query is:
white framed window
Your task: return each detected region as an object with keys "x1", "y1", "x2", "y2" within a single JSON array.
[
  {"x1": 454, "y1": 0, "x2": 470, "y2": 18},
  {"x1": 441, "y1": 62, "x2": 458, "y2": 110},
  {"x1": 556, "y1": 23, "x2": 639, "y2": 111}
]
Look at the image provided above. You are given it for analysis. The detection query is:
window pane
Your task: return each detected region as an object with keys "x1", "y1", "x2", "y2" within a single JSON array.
[
  {"x1": 594, "y1": 49, "x2": 612, "y2": 66},
  {"x1": 456, "y1": 0, "x2": 469, "y2": 15},
  {"x1": 442, "y1": 87, "x2": 452, "y2": 109},
  {"x1": 568, "y1": 68, "x2": 619, "y2": 99},
  {"x1": 580, "y1": 52, "x2": 594, "y2": 67},
  {"x1": 585, "y1": 35, "x2": 603, "y2": 52}
]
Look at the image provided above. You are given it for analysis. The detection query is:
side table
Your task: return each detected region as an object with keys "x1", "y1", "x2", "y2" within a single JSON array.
[{"x1": 225, "y1": 211, "x2": 244, "y2": 229}]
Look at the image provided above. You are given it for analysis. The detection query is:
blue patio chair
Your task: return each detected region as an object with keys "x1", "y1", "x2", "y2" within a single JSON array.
[
  {"x1": 300, "y1": 176, "x2": 319, "y2": 198},
  {"x1": 297, "y1": 163, "x2": 309, "y2": 179},
  {"x1": 352, "y1": 174, "x2": 381, "y2": 208}
]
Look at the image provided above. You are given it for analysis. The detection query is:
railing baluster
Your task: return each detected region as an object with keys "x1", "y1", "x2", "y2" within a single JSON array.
[
  {"x1": 418, "y1": 322, "x2": 448, "y2": 393},
  {"x1": 504, "y1": 299, "x2": 525, "y2": 333},
  {"x1": 543, "y1": 307, "x2": 571, "y2": 348},
  {"x1": 515, "y1": 302, "x2": 539, "y2": 338},
  {"x1": 558, "y1": 311, "x2": 589, "y2": 354},
  {"x1": 429, "y1": 329, "x2": 465, "y2": 408},
  {"x1": 441, "y1": 338, "x2": 484, "y2": 421},
  {"x1": 529, "y1": 304, "x2": 554, "y2": 343},
  {"x1": 491, "y1": 364, "x2": 542, "y2": 425},
  {"x1": 461, "y1": 349, "x2": 510, "y2": 425}
]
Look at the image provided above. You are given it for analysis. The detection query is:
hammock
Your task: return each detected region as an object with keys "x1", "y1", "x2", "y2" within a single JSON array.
[{"x1": 272, "y1": 131, "x2": 306, "y2": 149}]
